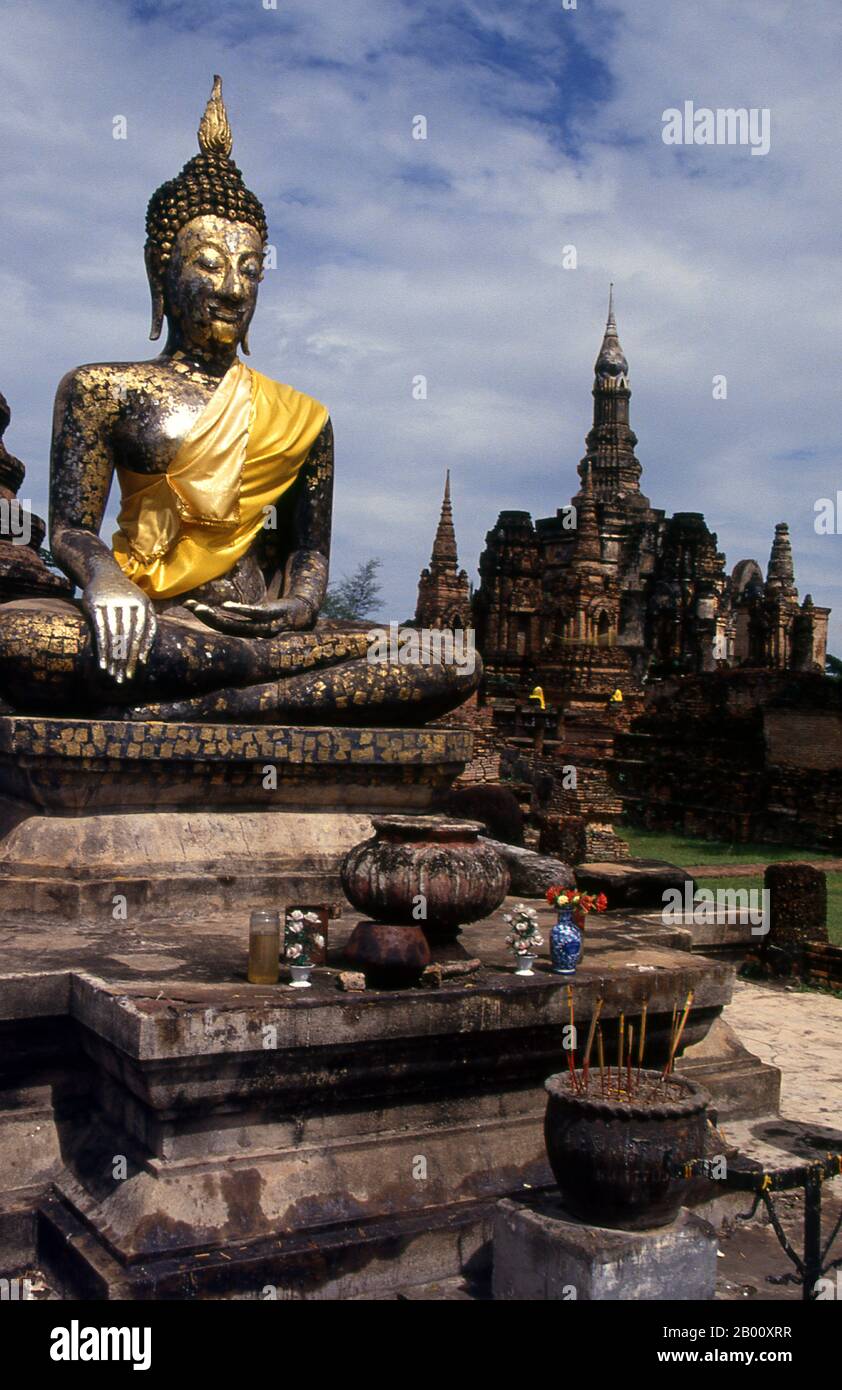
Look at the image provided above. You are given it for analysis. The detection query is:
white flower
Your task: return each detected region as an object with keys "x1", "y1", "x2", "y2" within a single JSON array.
[
  {"x1": 286, "y1": 942, "x2": 303, "y2": 960},
  {"x1": 313, "y1": 934, "x2": 325, "y2": 950},
  {"x1": 505, "y1": 900, "x2": 543, "y2": 958},
  {"x1": 289, "y1": 910, "x2": 304, "y2": 921},
  {"x1": 508, "y1": 905, "x2": 539, "y2": 931},
  {"x1": 287, "y1": 921, "x2": 302, "y2": 934}
]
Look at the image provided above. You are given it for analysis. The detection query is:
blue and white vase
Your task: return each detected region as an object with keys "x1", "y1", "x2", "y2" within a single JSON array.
[{"x1": 550, "y1": 907, "x2": 582, "y2": 976}]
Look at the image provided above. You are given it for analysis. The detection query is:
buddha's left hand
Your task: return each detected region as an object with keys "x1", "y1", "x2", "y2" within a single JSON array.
[{"x1": 184, "y1": 596, "x2": 314, "y2": 636}]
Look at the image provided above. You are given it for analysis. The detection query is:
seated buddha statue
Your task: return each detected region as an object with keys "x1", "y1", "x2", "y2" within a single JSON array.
[{"x1": 0, "y1": 78, "x2": 479, "y2": 725}]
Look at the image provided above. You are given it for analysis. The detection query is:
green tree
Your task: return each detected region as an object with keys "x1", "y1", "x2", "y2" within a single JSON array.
[
  {"x1": 826, "y1": 654, "x2": 842, "y2": 680},
  {"x1": 321, "y1": 558, "x2": 383, "y2": 621}
]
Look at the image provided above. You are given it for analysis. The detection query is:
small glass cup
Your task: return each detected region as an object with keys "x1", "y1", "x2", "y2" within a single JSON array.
[{"x1": 248, "y1": 910, "x2": 280, "y2": 985}]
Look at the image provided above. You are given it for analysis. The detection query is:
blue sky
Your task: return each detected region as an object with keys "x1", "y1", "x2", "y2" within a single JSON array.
[{"x1": 1, "y1": 0, "x2": 840, "y2": 648}]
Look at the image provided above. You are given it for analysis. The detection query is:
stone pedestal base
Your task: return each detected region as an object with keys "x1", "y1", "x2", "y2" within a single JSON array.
[
  {"x1": 0, "y1": 922, "x2": 739, "y2": 1299},
  {"x1": 492, "y1": 1196, "x2": 717, "y2": 1301},
  {"x1": 0, "y1": 717, "x2": 472, "y2": 928}
]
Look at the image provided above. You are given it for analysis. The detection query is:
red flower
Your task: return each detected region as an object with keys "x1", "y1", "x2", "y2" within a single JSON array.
[{"x1": 596, "y1": 893, "x2": 608, "y2": 912}]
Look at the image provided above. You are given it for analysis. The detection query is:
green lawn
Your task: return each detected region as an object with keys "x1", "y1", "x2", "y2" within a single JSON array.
[
  {"x1": 619, "y1": 825, "x2": 842, "y2": 946},
  {"x1": 619, "y1": 824, "x2": 837, "y2": 867}
]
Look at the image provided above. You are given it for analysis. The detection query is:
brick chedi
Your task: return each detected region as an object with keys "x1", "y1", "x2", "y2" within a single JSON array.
[
  {"x1": 415, "y1": 471, "x2": 473, "y2": 630},
  {"x1": 472, "y1": 289, "x2": 830, "y2": 704},
  {"x1": 415, "y1": 292, "x2": 832, "y2": 860}
]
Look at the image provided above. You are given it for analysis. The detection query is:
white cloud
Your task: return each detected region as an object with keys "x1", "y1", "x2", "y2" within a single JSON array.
[{"x1": 0, "y1": 0, "x2": 838, "y2": 649}]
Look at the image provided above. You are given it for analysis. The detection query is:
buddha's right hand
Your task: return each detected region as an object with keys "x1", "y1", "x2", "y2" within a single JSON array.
[{"x1": 82, "y1": 571, "x2": 157, "y2": 684}]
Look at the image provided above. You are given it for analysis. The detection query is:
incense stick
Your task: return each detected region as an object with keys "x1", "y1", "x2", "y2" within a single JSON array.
[
  {"x1": 567, "y1": 986, "x2": 577, "y2": 1076},
  {"x1": 637, "y1": 999, "x2": 648, "y2": 1085},
  {"x1": 566, "y1": 1040, "x2": 579, "y2": 1092},
  {"x1": 663, "y1": 989, "x2": 694, "y2": 1078},
  {"x1": 566, "y1": 985, "x2": 583, "y2": 1093},
  {"x1": 597, "y1": 1025, "x2": 605, "y2": 1097},
  {"x1": 582, "y1": 997, "x2": 604, "y2": 1088}
]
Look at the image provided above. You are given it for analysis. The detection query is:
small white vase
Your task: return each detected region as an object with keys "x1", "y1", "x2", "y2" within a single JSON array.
[
  {"x1": 514, "y1": 953, "x2": 536, "y2": 976},
  {"x1": 289, "y1": 963, "x2": 314, "y2": 988}
]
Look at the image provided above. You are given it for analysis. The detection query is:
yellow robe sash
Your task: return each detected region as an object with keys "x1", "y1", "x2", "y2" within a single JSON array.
[{"x1": 112, "y1": 362, "x2": 328, "y2": 600}]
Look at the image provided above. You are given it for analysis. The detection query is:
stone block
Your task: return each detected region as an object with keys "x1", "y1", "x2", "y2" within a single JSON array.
[
  {"x1": 764, "y1": 861, "x2": 827, "y2": 947},
  {"x1": 482, "y1": 839, "x2": 573, "y2": 897},
  {"x1": 336, "y1": 970, "x2": 366, "y2": 992},
  {"x1": 576, "y1": 858, "x2": 690, "y2": 909},
  {"x1": 540, "y1": 814, "x2": 630, "y2": 866},
  {"x1": 492, "y1": 1196, "x2": 717, "y2": 1301}
]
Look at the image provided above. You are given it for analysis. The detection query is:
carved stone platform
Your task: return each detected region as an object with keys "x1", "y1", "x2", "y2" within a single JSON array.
[
  {"x1": 0, "y1": 907, "x2": 742, "y2": 1299},
  {"x1": 0, "y1": 716, "x2": 472, "y2": 927},
  {"x1": 0, "y1": 713, "x2": 781, "y2": 1300}
]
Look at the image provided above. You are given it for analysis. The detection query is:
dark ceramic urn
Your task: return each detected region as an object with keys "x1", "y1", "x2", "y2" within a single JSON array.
[
  {"x1": 543, "y1": 1069, "x2": 710, "y2": 1230},
  {"x1": 340, "y1": 815, "x2": 510, "y2": 946},
  {"x1": 343, "y1": 921, "x2": 431, "y2": 989}
]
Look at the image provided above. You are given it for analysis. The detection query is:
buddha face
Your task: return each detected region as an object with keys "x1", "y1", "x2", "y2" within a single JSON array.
[{"x1": 162, "y1": 215, "x2": 263, "y2": 357}]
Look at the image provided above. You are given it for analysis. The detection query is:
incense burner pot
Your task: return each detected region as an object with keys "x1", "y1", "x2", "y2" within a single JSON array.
[
  {"x1": 550, "y1": 906, "x2": 582, "y2": 975},
  {"x1": 340, "y1": 815, "x2": 509, "y2": 946},
  {"x1": 543, "y1": 1069, "x2": 711, "y2": 1230}
]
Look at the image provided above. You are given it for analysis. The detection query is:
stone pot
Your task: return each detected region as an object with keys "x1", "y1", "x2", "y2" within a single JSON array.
[
  {"x1": 341, "y1": 815, "x2": 510, "y2": 945},
  {"x1": 343, "y1": 920, "x2": 431, "y2": 989},
  {"x1": 543, "y1": 1069, "x2": 710, "y2": 1230}
]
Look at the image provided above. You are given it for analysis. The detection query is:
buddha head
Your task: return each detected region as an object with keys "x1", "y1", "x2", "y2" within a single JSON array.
[{"x1": 145, "y1": 77, "x2": 268, "y2": 358}]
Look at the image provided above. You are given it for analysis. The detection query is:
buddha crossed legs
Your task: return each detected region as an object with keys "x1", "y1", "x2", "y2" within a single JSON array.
[{"x1": 0, "y1": 79, "x2": 479, "y2": 725}]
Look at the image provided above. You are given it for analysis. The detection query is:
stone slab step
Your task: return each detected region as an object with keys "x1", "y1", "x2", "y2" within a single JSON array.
[{"x1": 358, "y1": 1275, "x2": 487, "y2": 1300}]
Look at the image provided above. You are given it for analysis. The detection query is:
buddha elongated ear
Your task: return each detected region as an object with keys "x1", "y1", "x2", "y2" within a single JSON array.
[
  {"x1": 240, "y1": 326, "x2": 251, "y2": 356},
  {"x1": 148, "y1": 286, "x2": 165, "y2": 342},
  {"x1": 144, "y1": 246, "x2": 165, "y2": 342}
]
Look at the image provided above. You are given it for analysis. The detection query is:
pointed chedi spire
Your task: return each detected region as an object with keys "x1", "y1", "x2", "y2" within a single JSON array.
[
  {"x1": 766, "y1": 522, "x2": 797, "y2": 596},
  {"x1": 414, "y1": 471, "x2": 473, "y2": 629},
  {"x1": 429, "y1": 469, "x2": 459, "y2": 569},
  {"x1": 594, "y1": 282, "x2": 629, "y2": 385},
  {"x1": 578, "y1": 284, "x2": 644, "y2": 503}
]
